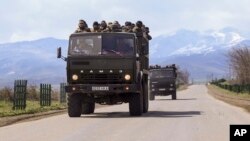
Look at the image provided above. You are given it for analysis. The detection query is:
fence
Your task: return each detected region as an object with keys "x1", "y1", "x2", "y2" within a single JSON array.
[
  {"x1": 60, "y1": 83, "x2": 67, "y2": 103},
  {"x1": 13, "y1": 80, "x2": 27, "y2": 110},
  {"x1": 1, "y1": 81, "x2": 67, "y2": 110},
  {"x1": 40, "y1": 84, "x2": 52, "y2": 106}
]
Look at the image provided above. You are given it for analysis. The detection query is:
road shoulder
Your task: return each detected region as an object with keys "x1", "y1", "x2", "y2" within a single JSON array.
[{"x1": 207, "y1": 85, "x2": 250, "y2": 113}]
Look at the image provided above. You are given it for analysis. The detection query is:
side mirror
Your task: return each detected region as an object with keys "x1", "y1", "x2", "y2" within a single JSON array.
[
  {"x1": 57, "y1": 47, "x2": 62, "y2": 58},
  {"x1": 57, "y1": 47, "x2": 67, "y2": 61}
]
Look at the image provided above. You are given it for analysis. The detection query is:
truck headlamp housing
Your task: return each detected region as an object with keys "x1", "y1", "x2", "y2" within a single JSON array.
[
  {"x1": 124, "y1": 74, "x2": 131, "y2": 81},
  {"x1": 72, "y1": 74, "x2": 78, "y2": 80}
]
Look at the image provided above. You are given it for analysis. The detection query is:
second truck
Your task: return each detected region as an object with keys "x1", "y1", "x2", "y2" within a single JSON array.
[{"x1": 149, "y1": 65, "x2": 177, "y2": 100}]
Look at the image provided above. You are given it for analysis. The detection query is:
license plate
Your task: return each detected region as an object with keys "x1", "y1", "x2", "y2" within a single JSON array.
[
  {"x1": 159, "y1": 88, "x2": 166, "y2": 91},
  {"x1": 92, "y1": 86, "x2": 109, "y2": 91}
]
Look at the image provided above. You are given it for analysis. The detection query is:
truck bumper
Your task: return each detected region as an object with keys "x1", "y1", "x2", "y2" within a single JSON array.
[
  {"x1": 65, "y1": 84, "x2": 139, "y2": 94},
  {"x1": 150, "y1": 87, "x2": 176, "y2": 95}
]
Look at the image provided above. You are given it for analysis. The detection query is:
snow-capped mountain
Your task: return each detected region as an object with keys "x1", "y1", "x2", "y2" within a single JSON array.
[
  {"x1": 0, "y1": 38, "x2": 68, "y2": 86},
  {"x1": 150, "y1": 28, "x2": 245, "y2": 58},
  {"x1": 150, "y1": 28, "x2": 249, "y2": 81},
  {"x1": 0, "y1": 28, "x2": 249, "y2": 86}
]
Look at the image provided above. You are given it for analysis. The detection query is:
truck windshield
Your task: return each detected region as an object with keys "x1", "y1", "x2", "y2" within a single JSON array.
[
  {"x1": 150, "y1": 70, "x2": 175, "y2": 78},
  {"x1": 69, "y1": 34, "x2": 134, "y2": 56}
]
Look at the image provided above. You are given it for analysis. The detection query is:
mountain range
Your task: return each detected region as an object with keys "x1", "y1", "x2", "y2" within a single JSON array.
[{"x1": 1, "y1": 28, "x2": 250, "y2": 86}]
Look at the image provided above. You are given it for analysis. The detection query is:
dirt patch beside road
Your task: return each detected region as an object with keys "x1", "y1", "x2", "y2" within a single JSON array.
[
  {"x1": 207, "y1": 85, "x2": 250, "y2": 113},
  {"x1": 0, "y1": 109, "x2": 66, "y2": 127}
]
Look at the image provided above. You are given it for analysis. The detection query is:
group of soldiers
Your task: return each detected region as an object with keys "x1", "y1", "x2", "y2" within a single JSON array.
[{"x1": 74, "y1": 19, "x2": 152, "y2": 40}]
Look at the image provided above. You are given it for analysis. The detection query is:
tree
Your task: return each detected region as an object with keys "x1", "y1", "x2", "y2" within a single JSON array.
[{"x1": 228, "y1": 47, "x2": 250, "y2": 84}]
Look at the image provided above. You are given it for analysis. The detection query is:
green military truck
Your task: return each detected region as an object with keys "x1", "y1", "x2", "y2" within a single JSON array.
[
  {"x1": 57, "y1": 31, "x2": 149, "y2": 117},
  {"x1": 149, "y1": 65, "x2": 177, "y2": 100}
]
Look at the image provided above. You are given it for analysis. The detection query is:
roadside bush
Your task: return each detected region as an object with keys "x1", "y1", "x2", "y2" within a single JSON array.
[
  {"x1": 27, "y1": 85, "x2": 39, "y2": 100},
  {"x1": 0, "y1": 87, "x2": 13, "y2": 101},
  {"x1": 51, "y1": 89, "x2": 59, "y2": 101}
]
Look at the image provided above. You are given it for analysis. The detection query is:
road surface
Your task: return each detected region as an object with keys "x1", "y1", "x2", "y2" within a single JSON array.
[{"x1": 0, "y1": 85, "x2": 250, "y2": 141}]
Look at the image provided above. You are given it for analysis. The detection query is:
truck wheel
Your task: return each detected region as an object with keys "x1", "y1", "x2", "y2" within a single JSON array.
[
  {"x1": 89, "y1": 102, "x2": 95, "y2": 113},
  {"x1": 172, "y1": 91, "x2": 177, "y2": 100},
  {"x1": 82, "y1": 102, "x2": 95, "y2": 114},
  {"x1": 149, "y1": 92, "x2": 155, "y2": 100},
  {"x1": 129, "y1": 93, "x2": 143, "y2": 116},
  {"x1": 142, "y1": 80, "x2": 149, "y2": 113},
  {"x1": 68, "y1": 94, "x2": 82, "y2": 117}
]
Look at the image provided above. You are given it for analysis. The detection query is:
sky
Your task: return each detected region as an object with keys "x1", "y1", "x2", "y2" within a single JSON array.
[{"x1": 1, "y1": 0, "x2": 250, "y2": 43}]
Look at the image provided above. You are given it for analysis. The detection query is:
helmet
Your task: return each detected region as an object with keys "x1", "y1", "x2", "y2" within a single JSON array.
[
  {"x1": 79, "y1": 19, "x2": 85, "y2": 24},
  {"x1": 125, "y1": 21, "x2": 132, "y2": 26},
  {"x1": 101, "y1": 20, "x2": 107, "y2": 26},
  {"x1": 136, "y1": 21, "x2": 143, "y2": 28},
  {"x1": 93, "y1": 21, "x2": 99, "y2": 26}
]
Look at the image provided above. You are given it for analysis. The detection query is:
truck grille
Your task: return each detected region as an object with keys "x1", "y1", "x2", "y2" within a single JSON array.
[{"x1": 80, "y1": 74, "x2": 124, "y2": 84}]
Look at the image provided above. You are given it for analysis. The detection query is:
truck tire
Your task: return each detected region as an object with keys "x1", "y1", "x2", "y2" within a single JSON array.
[
  {"x1": 82, "y1": 102, "x2": 95, "y2": 114},
  {"x1": 142, "y1": 79, "x2": 149, "y2": 113},
  {"x1": 68, "y1": 94, "x2": 82, "y2": 117},
  {"x1": 149, "y1": 92, "x2": 155, "y2": 100},
  {"x1": 172, "y1": 91, "x2": 177, "y2": 100},
  {"x1": 129, "y1": 93, "x2": 143, "y2": 116}
]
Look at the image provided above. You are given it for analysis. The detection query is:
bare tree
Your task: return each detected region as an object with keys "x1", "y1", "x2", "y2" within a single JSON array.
[
  {"x1": 228, "y1": 47, "x2": 250, "y2": 84},
  {"x1": 176, "y1": 66, "x2": 190, "y2": 84}
]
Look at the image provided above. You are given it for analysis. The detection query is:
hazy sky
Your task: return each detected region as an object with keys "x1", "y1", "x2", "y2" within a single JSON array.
[{"x1": 1, "y1": 0, "x2": 250, "y2": 43}]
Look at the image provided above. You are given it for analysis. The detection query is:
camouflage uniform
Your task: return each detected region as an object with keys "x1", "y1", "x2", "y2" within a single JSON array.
[{"x1": 132, "y1": 21, "x2": 144, "y2": 37}]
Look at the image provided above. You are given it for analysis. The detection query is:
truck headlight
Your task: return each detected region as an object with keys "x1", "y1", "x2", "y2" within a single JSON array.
[
  {"x1": 124, "y1": 74, "x2": 131, "y2": 81},
  {"x1": 72, "y1": 74, "x2": 78, "y2": 80}
]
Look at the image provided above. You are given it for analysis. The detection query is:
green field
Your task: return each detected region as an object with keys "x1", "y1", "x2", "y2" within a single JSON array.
[{"x1": 0, "y1": 100, "x2": 66, "y2": 117}]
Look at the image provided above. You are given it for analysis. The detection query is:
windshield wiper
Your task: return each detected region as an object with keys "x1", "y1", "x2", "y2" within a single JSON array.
[{"x1": 102, "y1": 49, "x2": 123, "y2": 56}]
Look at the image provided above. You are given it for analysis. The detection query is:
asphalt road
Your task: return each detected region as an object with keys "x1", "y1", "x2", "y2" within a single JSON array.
[{"x1": 0, "y1": 85, "x2": 250, "y2": 141}]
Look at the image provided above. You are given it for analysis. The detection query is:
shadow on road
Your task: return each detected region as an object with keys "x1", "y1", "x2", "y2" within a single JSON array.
[
  {"x1": 155, "y1": 98, "x2": 197, "y2": 101},
  {"x1": 81, "y1": 111, "x2": 202, "y2": 118},
  {"x1": 145, "y1": 111, "x2": 201, "y2": 118}
]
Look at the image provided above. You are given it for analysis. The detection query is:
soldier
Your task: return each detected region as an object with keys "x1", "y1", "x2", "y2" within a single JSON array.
[
  {"x1": 107, "y1": 22, "x2": 113, "y2": 30},
  {"x1": 100, "y1": 20, "x2": 110, "y2": 32},
  {"x1": 91, "y1": 21, "x2": 101, "y2": 32},
  {"x1": 144, "y1": 27, "x2": 152, "y2": 40},
  {"x1": 131, "y1": 23, "x2": 135, "y2": 30},
  {"x1": 132, "y1": 20, "x2": 143, "y2": 33},
  {"x1": 111, "y1": 21, "x2": 122, "y2": 32},
  {"x1": 74, "y1": 19, "x2": 90, "y2": 33},
  {"x1": 122, "y1": 21, "x2": 133, "y2": 32}
]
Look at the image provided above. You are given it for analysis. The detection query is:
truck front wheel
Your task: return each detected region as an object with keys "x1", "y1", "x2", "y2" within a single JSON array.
[
  {"x1": 149, "y1": 92, "x2": 155, "y2": 100},
  {"x1": 172, "y1": 91, "x2": 177, "y2": 100},
  {"x1": 68, "y1": 94, "x2": 82, "y2": 117},
  {"x1": 82, "y1": 102, "x2": 95, "y2": 114},
  {"x1": 129, "y1": 93, "x2": 143, "y2": 116},
  {"x1": 142, "y1": 80, "x2": 149, "y2": 113}
]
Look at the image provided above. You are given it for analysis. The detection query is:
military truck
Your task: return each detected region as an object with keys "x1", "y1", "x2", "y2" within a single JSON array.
[
  {"x1": 57, "y1": 31, "x2": 149, "y2": 117},
  {"x1": 149, "y1": 65, "x2": 177, "y2": 100}
]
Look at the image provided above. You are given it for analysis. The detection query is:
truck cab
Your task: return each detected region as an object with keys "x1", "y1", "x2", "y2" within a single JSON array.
[{"x1": 58, "y1": 32, "x2": 149, "y2": 117}]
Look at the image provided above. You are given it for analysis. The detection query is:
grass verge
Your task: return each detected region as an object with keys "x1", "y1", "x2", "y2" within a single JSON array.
[
  {"x1": 0, "y1": 100, "x2": 66, "y2": 117},
  {"x1": 207, "y1": 85, "x2": 250, "y2": 113}
]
